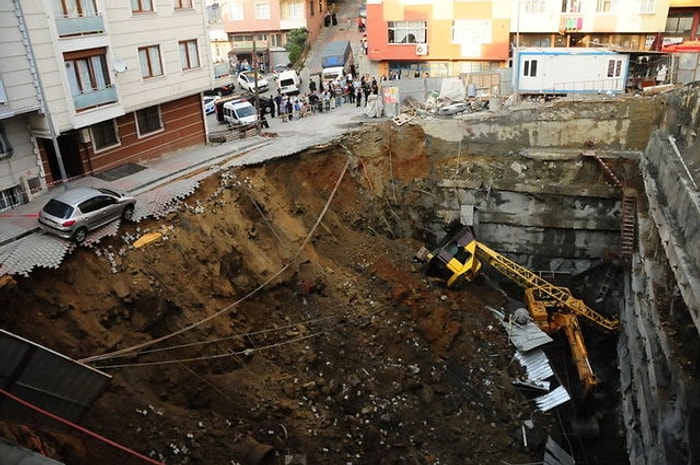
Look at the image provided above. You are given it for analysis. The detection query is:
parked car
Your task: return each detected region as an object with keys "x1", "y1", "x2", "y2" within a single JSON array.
[
  {"x1": 38, "y1": 186, "x2": 136, "y2": 243},
  {"x1": 203, "y1": 96, "x2": 217, "y2": 115},
  {"x1": 237, "y1": 71, "x2": 269, "y2": 93},
  {"x1": 276, "y1": 69, "x2": 301, "y2": 95},
  {"x1": 204, "y1": 83, "x2": 235, "y2": 97},
  {"x1": 222, "y1": 99, "x2": 259, "y2": 127},
  {"x1": 273, "y1": 64, "x2": 290, "y2": 78}
]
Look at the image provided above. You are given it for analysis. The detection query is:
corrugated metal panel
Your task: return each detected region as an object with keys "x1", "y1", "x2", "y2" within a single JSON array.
[
  {"x1": 0, "y1": 438, "x2": 65, "y2": 465},
  {"x1": 543, "y1": 436, "x2": 575, "y2": 465},
  {"x1": 535, "y1": 385, "x2": 571, "y2": 412},
  {"x1": 514, "y1": 349, "x2": 554, "y2": 382},
  {"x1": 505, "y1": 318, "x2": 553, "y2": 352},
  {"x1": 0, "y1": 330, "x2": 111, "y2": 431}
]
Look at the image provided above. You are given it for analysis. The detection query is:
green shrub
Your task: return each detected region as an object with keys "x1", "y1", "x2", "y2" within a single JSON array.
[{"x1": 286, "y1": 28, "x2": 308, "y2": 66}]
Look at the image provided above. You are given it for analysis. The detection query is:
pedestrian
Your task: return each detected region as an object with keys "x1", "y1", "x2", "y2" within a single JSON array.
[
  {"x1": 355, "y1": 85, "x2": 362, "y2": 107},
  {"x1": 285, "y1": 98, "x2": 293, "y2": 120},
  {"x1": 259, "y1": 111, "x2": 269, "y2": 129},
  {"x1": 268, "y1": 96, "x2": 276, "y2": 118}
]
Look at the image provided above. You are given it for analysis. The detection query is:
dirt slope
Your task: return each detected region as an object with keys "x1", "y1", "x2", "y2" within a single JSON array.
[{"x1": 1, "y1": 123, "x2": 603, "y2": 464}]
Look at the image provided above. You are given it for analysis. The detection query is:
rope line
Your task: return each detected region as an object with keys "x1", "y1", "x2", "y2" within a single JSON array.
[
  {"x1": 80, "y1": 157, "x2": 351, "y2": 365},
  {"x1": 0, "y1": 388, "x2": 165, "y2": 465},
  {"x1": 95, "y1": 304, "x2": 386, "y2": 369}
]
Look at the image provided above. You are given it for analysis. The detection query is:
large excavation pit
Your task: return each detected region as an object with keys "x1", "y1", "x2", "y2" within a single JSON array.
[{"x1": 1, "y1": 93, "x2": 699, "y2": 465}]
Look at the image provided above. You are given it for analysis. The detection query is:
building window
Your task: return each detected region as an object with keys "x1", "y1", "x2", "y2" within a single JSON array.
[
  {"x1": 91, "y1": 120, "x2": 119, "y2": 151},
  {"x1": 228, "y1": 0, "x2": 243, "y2": 20},
  {"x1": 387, "y1": 21, "x2": 427, "y2": 44},
  {"x1": 175, "y1": 0, "x2": 193, "y2": 8},
  {"x1": 284, "y1": 1, "x2": 304, "y2": 20},
  {"x1": 639, "y1": 0, "x2": 654, "y2": 14},
  {"x1": 136, "y1": 106, "x2": 163, "y2": 137},
  {"x1": 309, "y1": 0, "x2": 315, "y2": 16},
  {"x1": 255, "y1": 0, "x2": 271, "y2": 20},
  {"x1": 523, "y1": 59, "x2": 538, "y2": 77},
  {"x1": 595, "y1": 0, "x2": 615, "y2": 13},
  {"x1": 130, "y1": 0, "x2": 153, "y2": 13},
  {"x1": 53, "y1": 0, "x2": 98, "y2": 17},
  {"x1": 665, "y1": 12, "x2": 694, "y2": 35},
  {"x1": 0, "y1": 125, "x2": 13, "y2": 160},
  {"x1": 451, "y1": 20, "x2": 491, "y2": 45},
  {"x1": 64, "y1": 49, "x2": 112, "y2": 97},
  {"x1": 523, "y1": 0, "x2": 547, "y2": 14},
  {"x1": 179, "y1": 40, "x2": 200, "y2": 70},
  {"x1": 138, "y1": 45, "x2": 163, "y2": 78},
  {"x1": 0, "y1": 185, "x2": 22, "y2": 212},
  {"x1": 561, "y1": 0, "x2": 580, "y2": 13}
]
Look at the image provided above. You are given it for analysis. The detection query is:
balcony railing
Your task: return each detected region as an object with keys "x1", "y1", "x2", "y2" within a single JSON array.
[
  {"x1": 73, "y1": 86, "x2": 117, "y2": 111},
  {"x1": 231, "y1": 40, "x2": 269, "y2": 50},
  {"x1": 55, "y1": 14, "x2": 105, "y2": 37}
]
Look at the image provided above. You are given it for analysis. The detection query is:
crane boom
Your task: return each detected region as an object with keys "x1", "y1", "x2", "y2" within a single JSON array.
[
  {"x1": 416, "y1": 227, "x2": 621, "y2": 398},
  {"x1": 419, "y1": 227, "x2": 619, "y2": 331}
]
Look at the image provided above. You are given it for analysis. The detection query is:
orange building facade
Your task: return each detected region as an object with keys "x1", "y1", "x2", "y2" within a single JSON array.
[{"x1": 365, "y1": 0, "x2": 511, "y2": 78}]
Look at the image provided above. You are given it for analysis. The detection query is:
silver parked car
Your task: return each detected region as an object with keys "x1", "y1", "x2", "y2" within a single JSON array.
[{"x1": 38, "y1": 186, "x2": 136, "y2": 243}]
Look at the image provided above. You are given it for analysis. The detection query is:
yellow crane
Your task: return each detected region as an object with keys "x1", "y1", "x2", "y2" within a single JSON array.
[{"x1": 416, "y1": 227, "x2": 620, "y2": 398}]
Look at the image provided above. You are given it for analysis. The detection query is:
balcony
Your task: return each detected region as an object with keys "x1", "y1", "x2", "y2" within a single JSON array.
[
  {"x1": 55, "y1": 14, "x2": 105, "y2": 37},
  {"x1": 73, "y1": 86, "x2": 117, "y2": 111},
  {"x1": 231, "y1": 40, "x2": 269, "y2": 51}
]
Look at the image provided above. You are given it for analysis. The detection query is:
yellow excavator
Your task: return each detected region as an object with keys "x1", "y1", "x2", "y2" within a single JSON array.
[{"x1": 415, "y1": 227, "x2": 620, "y2": 398}]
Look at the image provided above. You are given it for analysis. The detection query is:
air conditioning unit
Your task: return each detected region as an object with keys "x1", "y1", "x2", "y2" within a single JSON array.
[
  {"x1": 415, "y1": 44, "x2": 428, "y2": 56},
  {"x1": 79, "y1": 128, "x2": 91, "y2": 144}
]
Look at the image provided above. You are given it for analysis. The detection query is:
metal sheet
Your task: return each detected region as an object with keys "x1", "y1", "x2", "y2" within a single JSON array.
[
  {"x1": 0, "y1": 438, "x2": 65, "y2": 465},
  {"x1": 0, "y1": 330, "x2": 111, "y2": 431},
  {"x1": 535, "y1": 385, "x2": 570, "y2": 412},
  {"x1": 543, "y1": 436, "x2": 575, "y2": 465},
  {"x1": 505, "y1": 318, "x2": 553, "y2": 352},
  {"x1": 514, "y1": 349, "x2": 554, "y2": 382}
]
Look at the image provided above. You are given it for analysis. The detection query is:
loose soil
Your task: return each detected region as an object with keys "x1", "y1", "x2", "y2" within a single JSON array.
[{"x1": 0, "y1": 123, "x2": 625, "y2": 464}]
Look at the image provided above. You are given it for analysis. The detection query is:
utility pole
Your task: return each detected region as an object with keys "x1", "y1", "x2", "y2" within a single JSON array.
[{"x1": 252, "y1": 37, "x2": 261, "y2": 132}]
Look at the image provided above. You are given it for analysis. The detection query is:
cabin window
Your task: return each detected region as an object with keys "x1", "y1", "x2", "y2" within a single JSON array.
[
  {"x1": 523, "y1": 59, "x2": 538, "y2": 77},
  {"x1": 607, "y1": 59, "x2": 623, "y2": 77}
]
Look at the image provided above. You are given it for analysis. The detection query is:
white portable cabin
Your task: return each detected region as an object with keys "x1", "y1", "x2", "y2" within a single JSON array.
[{"x1": 513, "y1": 47, "x2": 630, "y2": 95}]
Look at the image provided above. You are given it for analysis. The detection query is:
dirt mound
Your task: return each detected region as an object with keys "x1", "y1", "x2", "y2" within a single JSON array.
[{"x1": 1, "y1": 123, "x2": 573, "y2": 464}]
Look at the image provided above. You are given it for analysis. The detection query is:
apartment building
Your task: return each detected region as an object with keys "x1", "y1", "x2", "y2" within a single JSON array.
[
  {"x1": 512, "y1": 0, "x2": 670, "y2": 50},
  {"x1": 664, "y1": 0, "x2": 700, "y2": 44},
  {"x1": 214, "y1": 0, "x2": 327, "y2": 73},
  {"x1": 0, "y1": 2, "x2": 44, "y2": 210},
  {"x1": 0, "y1": 0, "x2": 215, "y2": 210},
  {"x1": 365, "y1": 0, "x2": 511, "y2": 78}
]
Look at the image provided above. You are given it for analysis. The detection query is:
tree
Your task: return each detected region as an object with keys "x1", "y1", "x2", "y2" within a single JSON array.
[{"x1": 285, "y1": 28, "x2": 308, "y2": 66}]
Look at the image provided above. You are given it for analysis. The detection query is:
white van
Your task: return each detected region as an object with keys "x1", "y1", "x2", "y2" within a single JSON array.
[
  {"x1": 276, "y1": 70, "x2": 301, "y2": 95},
  {"x1": 222, "y1": 100, "x2": 258, "y2": 127}
]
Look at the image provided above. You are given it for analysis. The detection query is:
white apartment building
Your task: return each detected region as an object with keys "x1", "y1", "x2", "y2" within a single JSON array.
[{"x1": 0, "y1": 0, "x2": 217, "y2": 210}]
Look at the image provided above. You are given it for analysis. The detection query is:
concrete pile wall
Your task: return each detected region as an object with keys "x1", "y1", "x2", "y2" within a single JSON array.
[{"x1": 619, "y1": 124, "x2": 700, "y2": 465}]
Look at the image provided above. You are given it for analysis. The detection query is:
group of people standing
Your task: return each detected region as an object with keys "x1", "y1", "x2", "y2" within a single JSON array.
[{"x1": 255, "y1": 72, "x2": 383, "y2": 126}]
